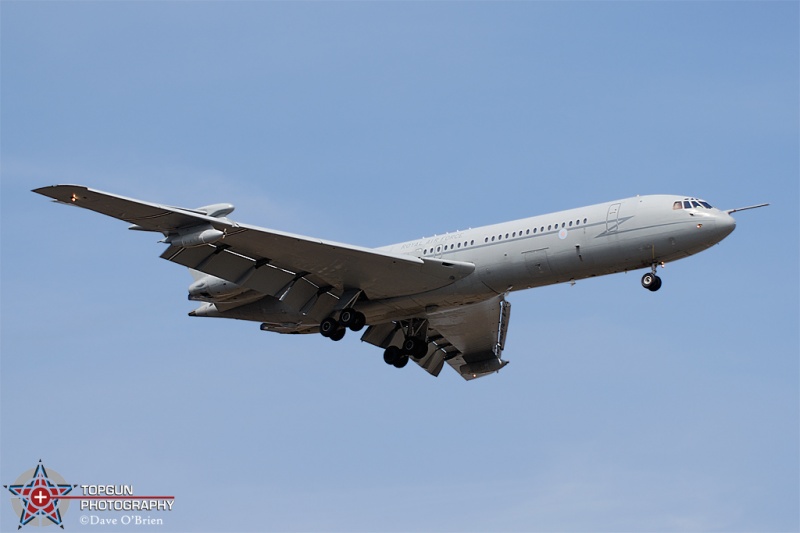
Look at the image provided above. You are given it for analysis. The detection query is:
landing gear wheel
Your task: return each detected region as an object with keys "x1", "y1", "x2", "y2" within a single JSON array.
[
  {"x1": 339, "y1": 308, "x2": 356, "y2": 327},
  {"x1": 393, "y1": 355, "x2": 409, "y2": 368},
  {"x1": 350, "y1": 312, "x2": 366, "y2": 332},
  {"x1": 319, "y1": 317, "x2": 339, "y2": 338},
  {"x1": 650, "y1": 275, "x2": 662, "y2": 292},
  {"x1": 641, "y1": 272, "x2": 662, "y2": 292},
  {"x1": 383, "y1": 346, "x2": 401, "y2": 365},
  {"x1": 402, "y1": 337, "x2": 428, "y2": 359},
  {"x1": 340, "y1": 308, "x2": 366, "y2": 332},
  {"x1": 329, "y1": 328, "x2": 346, "y2": 341}
]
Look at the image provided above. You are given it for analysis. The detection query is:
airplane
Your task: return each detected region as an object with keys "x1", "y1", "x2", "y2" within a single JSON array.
[{"x1": 33, "y1": 185, "x2": 767, "y2": 380}]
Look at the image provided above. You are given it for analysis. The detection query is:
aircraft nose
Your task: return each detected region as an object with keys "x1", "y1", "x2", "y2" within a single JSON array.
[{"x1": 714, "y1": 211, "x2": 736, "y2": 240}]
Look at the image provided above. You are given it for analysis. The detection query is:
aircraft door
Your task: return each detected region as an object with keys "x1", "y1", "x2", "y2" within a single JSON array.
[
  {"x1": 606, "y1": 203, "x2": 621, "y2": 233},
  {"x1": 523, "y1": 248, "x2": 554, "y2": 277}
]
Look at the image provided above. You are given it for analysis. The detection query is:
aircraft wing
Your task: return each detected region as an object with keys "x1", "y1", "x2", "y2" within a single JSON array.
[
  {"x1": 32, "y1": 185, "x2": 475, "y2": 301},
  {"x1": 361, "y1": 294, "x2": 511, "y2": 381}
]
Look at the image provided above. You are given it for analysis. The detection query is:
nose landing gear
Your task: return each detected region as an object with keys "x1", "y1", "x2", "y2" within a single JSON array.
[{"x1": 641, "y1": 264, "x2": 663, "y2": 292}]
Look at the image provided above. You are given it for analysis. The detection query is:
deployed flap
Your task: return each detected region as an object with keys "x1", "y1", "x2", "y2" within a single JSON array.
[
  {"x1": 360, "y1": 295, "x2": 511, "y2": 381},
  {"x1": 33, "y1": 185, "x2": 475, "y2": 300},
  {"x1": 428, "y1": 294, "x2": 511, "y2": 381},
  {"x1": 360, "y1": 322, "x2": 446, "y2": 378}
]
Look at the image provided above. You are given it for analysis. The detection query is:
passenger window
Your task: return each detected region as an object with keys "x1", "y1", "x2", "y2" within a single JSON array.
[
  {"x1": 569, "y1": 221, "x2": 573, "y2": 227},
  {"x1": 547, "y1": 225, "x2": 551, "y2": 230},
  {"x1": 583, "y1": 218, "x2": 587, "y2": 224},
  {"x1": 491, "y1": 236, "x2": 495, "y2": 242}
]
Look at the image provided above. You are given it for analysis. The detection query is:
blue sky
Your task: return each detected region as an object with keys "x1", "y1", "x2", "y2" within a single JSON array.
[{"x1": 1, "y1": 2, "x2": 797, "y2": 532}]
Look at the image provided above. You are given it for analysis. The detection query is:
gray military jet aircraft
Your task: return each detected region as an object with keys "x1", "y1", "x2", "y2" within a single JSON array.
[{"x1": 34, "y1": 185, "x2": 766, "y2": 380}]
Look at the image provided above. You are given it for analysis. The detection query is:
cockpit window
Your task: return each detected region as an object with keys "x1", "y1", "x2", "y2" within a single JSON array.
[{"x1": 676, "y1": 198, "x2": 714, "y2": 210}]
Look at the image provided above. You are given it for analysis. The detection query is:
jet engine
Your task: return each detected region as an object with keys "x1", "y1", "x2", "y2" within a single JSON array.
[
  {"x1": 166, "y1": 226, "x2": 224, "y2": 248},
  {"x1": 188, "y1": 274, "x2": 248, "y2": 302}
]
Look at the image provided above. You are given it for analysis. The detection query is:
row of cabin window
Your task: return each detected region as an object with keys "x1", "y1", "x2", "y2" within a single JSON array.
[
  {"x1": 483, "y1": 218, "x2": 589, "y2": 243},
  {"x1": 422, "y1": 217, "x2": 590, "y2": 255},
  {"x1": 424, "y1": 240, "x2": 476, "y2": 255}
]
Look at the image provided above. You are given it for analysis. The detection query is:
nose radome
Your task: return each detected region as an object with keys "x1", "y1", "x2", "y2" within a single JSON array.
[{"x1": 716, "y1": 211, "x2": 737, "y2": 239}]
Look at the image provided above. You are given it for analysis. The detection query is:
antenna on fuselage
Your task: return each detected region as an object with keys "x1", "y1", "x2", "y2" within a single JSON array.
[{"x1": 725, "y1": 203, "x2": 770, "y2": 214}]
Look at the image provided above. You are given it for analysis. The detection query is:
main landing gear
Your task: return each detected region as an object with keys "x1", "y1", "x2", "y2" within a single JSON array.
[
  {"x1": 319, "y1": 308, "x2": 366, "y2": 341},
  {"x1": 383, "y1": 336, "x2": 428, "y2": 369},
  {"x1": 641, "y1": 264, "x2": 663, "y2": 292}
]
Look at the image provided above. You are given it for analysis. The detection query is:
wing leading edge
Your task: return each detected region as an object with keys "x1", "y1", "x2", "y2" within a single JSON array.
[
  {"x1": 34, "y1": 184, "x2": 508, "y2": 381},
  {"x1": 33, "y1": 185, "x2": 475, "y2": 300}
]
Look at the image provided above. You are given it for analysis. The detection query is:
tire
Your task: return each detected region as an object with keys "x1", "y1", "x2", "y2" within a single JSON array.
[
  {"x1": 339, "y1": 308, "x2": 357, "y2": 327},
  {"x1": 320, "y1": 317, "x2": 338, "y2": 337},
  {"x1": 403, "y1": 337, "x2": 427, "y2": 358},
  {"x1": 329, "y1": 328, "x2": 346, "y2": 341},
  {"x1": 402, "y1": 337, "x2": 419, "y2": 355},
  {"x1": 383, "y1": 346, "x2": 401, "y2": 365},
  {"x1": 349, "y1": 312, "x2": 366, "y2": 332},
  {"x1": 393, "y1": 355, "x2": 409, "y2": 369},
  {"x1": 642, "y1": 273, "x2": 662, "y2": 292},
  {"x1": 649, "y1": 275, "x2": 663, "y2": 292}
]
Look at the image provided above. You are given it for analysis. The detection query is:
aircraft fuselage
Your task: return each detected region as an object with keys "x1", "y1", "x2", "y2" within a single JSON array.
[{"x1": 349, "y1": 194, "x2": 735, "y2": 323}]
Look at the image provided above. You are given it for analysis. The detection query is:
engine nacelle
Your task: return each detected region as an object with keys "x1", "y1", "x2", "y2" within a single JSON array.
[
  {"x1": 188, "y1": 275, "x2": 246, "y2": 302},
  {"x1": 166, "y1": 226, "x2": 224, "y2": 248}
]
